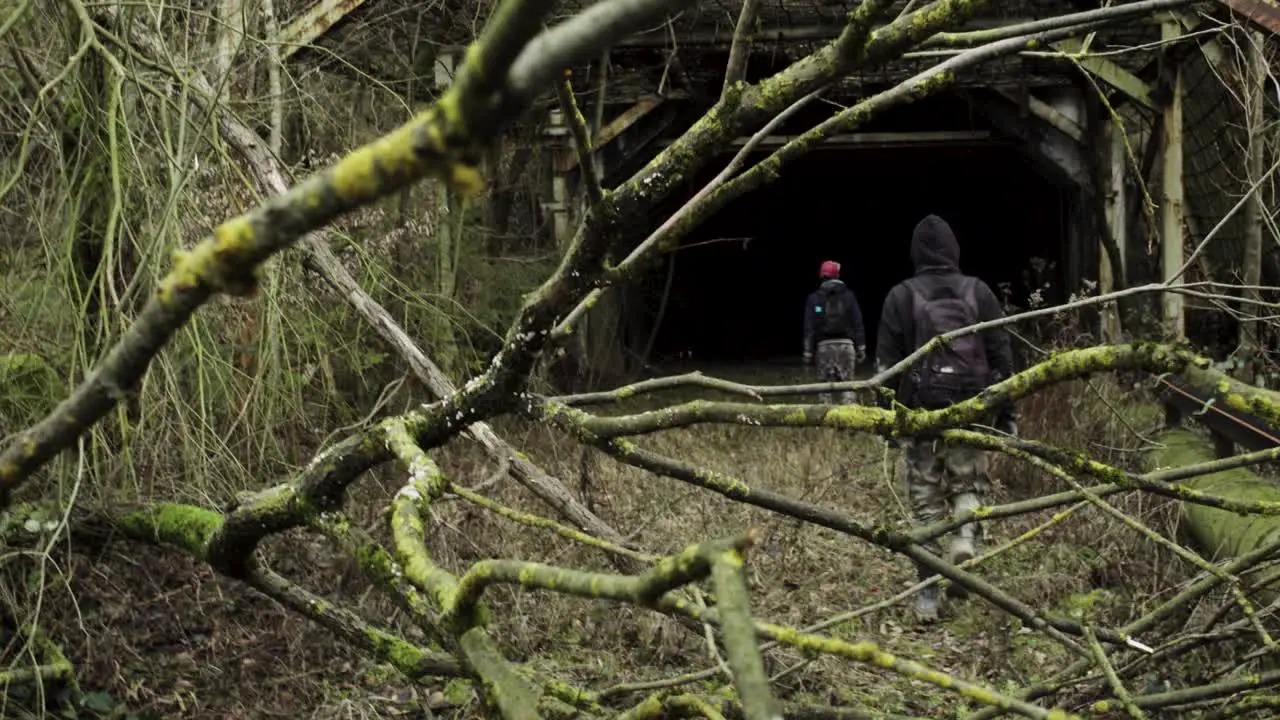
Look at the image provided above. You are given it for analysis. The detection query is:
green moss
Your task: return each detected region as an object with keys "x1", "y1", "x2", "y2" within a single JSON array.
[
  {"x1": 1151, "y1": 428, "x2": 1280, "y2": 602},
  {"x1": 444, "y1": 678, "x2": 475, "y2": 704},
  {"x1": 364, "y1": 626, "x2": 433, "y2": 675},
  {"x1": 118, "y1": 503, "x2": 224, "y2": 557}
]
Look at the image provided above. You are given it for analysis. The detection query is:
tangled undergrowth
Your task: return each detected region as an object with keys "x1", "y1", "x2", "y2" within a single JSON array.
[{"x1": 7, "y1": 367, "x2": 1204, "y2": 720}]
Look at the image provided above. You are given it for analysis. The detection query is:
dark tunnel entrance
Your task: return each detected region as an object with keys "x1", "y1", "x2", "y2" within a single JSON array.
[{"x1": 634, "y1": 102, "x2": 1070, "y2": 368}]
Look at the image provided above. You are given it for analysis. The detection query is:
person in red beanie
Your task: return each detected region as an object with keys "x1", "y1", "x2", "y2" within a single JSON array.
[{"x1": 803, "y1": 260, "x2": 866, "y2": 403}]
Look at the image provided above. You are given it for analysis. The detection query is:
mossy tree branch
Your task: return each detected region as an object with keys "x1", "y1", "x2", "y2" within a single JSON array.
[
  {"x1": 707, "y1": 545, "x2": 779, "y2": 720},
  {"x1": 384, "y1": 421, "x2": 545, "y2": 720},
  {"x1": 243, "y1": 558, "x2": 465, "y2": 679},
  {"x1": 911, "y1": 440, "x2": 1280, "y2": 543},
  {"x1": 80, "y1": 502, "x2": 463, "y2": 680},
  {"x1": 652, "y1": 596, "x2": 1082, "y2": 720},
  {"x1": 380, "y1": 421, "x2": 756, "y2": 719},
  {"x1": 445, "y1": 533, "x2": 756, "y2": 630},
  {"x1": 535, "y1": 344, "x2": 1280, "y2": 453}
]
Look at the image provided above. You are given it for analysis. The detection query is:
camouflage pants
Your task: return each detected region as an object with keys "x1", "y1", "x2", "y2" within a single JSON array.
[
  {"x1": 815, "y1": 339, "x2": 857, "y2": 404},
  {"x1": 903, "y1": 437, "x2": 992, "y2": 579}
]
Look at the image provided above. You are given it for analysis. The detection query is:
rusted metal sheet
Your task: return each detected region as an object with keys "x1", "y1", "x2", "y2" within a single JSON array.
[
  {"x1": 278, "y1": 0, "x2": 372, "y2": 60},
  {"x1": 1216, "y1": 0, "x2": 1280, "y2": 35}
]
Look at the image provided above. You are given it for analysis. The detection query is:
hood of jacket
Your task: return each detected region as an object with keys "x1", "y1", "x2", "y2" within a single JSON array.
[{"x1": 910, "y1": 214, "x2": 961, "y2": 274}]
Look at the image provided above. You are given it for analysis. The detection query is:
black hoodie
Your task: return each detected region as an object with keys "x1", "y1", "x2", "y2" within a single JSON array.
[{"x1": 874, "y1": 214, "x2": 1014, "y2": 405}]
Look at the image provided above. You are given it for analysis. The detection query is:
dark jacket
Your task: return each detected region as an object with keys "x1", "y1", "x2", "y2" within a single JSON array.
[
  {"x1": 875, "y1": 215, "x2": 1014, "y2": 406},
  {"x1": 804, "y1": 279, "x2": 866, "y2": 356}
]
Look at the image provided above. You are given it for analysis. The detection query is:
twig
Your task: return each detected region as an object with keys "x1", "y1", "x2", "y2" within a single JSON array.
[
  {"x1": 447, "y1": 481, "x2": 655, "y2": 564},
  {"x1": 1083, "y1": 625, "x2": 1149, "y2": 720}
]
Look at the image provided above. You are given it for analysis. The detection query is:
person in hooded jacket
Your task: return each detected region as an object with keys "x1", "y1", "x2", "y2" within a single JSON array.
[
  {"x1": 875, "y1": 214, "x2": 1018, "y2": 623},
  {"x1": 803, "y1": 261, "x2": 867, "y2": 403}
]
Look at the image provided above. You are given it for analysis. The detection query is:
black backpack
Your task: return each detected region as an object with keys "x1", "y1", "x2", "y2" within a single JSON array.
[
  {"x1": 815, "y1": 284, "x2": 852, "y2": 339},
  {"x1": 904, "y1": 276, "x2": 990, "y2": 407}
]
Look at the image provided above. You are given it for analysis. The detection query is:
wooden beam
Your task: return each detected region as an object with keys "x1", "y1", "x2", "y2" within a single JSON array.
[
  {"x1": 1161, "y1": 19, "x2": 1186, "y2": 340},
  {"x1": 553, "y1": 96, "x2": 666, "y2": 172},
  {"x1": 278, "y1": 0, "x2": 371, "y2": 60},
  {"x1": 1240, "y1": 29, "x2": 1267, "y2": 372},
  {"x1": 995, "y1": 89, "x2": 1085, "y2": 142},
  {"x1": 1052, "y1": 38, "x2": 1155, "y2": 110},
  {"x1": 611, "y1": 17, "x2": 1164, "y2": 47},
  {"x1": 1100, "y1": 120, "x2": 1126, "y2": 343},
  {"x1": 657, "y1": 130, "x2": 1001, "y2": 150}
]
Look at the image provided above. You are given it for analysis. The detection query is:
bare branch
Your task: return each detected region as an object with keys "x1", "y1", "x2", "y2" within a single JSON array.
[
  {"x1": 505, "y1": 0, "x2": 696, "y2": 107},
  {"x1": 721, "y1": 0, "x2": 761, "y2": 96},
  {"x1": 554, "y1": 71, "x2": 603, "y2": 206}
]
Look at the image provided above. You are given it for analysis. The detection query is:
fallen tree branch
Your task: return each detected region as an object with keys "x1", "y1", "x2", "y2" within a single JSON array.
[
  {"x1": 537, "y1": 344, "x2": 1280, "y2": 451},
  {"x1": 243, "y1": 557, "x2": 464, "y2": 679},
  {"x1": 654, "y1": 598, "x2": 1082, "y2": 720},
  {"x1": 707, "y1": 540, "x2": 779, "y2": 720}
]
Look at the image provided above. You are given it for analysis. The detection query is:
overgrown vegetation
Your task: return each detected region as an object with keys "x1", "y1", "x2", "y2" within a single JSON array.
[{"x1": 5, "y1": 0, "x2": 1280, "y2": 719}]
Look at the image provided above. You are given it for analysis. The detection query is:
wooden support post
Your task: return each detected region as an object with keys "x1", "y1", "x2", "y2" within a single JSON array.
[
  {"x1": 433, "y1": 52, "x2": 460, "y2": 373},
  {"x1": 1160, "y1": 20, "x2": 1186, "y2": 341},
  {"x1": 546, "y1": 108, "x2": 571, "y2": 248},
  {"x1": 1240, "y1": 31, "x2": 1266, "y2": 380},
  {"x1": 1100, "y1": 120, "x2": 1126, "y2": 342}
]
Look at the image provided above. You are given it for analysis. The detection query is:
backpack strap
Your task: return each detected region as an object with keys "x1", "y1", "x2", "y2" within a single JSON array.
[{"x1": 962, "y1": 276, "x2": 979, "y2": 310}]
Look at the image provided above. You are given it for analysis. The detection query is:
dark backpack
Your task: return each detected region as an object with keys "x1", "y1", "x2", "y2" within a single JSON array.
[
  {"x1": 815, "y1": 285, "x2": 852, "y2": 339},
  {"x1": 904, "y1": 276, "x2": 990, "y2": 407}
]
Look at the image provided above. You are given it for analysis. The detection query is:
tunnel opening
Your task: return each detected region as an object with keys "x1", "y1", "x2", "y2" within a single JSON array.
[{"x1": 628, "y1": 92, "x2": 1073, "y2": 369}]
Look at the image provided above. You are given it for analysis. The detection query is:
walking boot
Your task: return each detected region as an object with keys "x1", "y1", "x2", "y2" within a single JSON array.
[{"x1": 914, "y1": 584, "x2": 942, "y2": 624}]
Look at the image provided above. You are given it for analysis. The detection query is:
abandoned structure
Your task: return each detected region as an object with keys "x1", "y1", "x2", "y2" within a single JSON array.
[{"x1": 273, "y1": 0, "x2": 1278, "y2": 371}]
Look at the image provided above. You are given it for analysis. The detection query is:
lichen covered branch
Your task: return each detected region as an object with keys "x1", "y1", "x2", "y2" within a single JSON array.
[
  {"x1": 384, "y1": 421, "x2": 544, "y2": 720},
  {"x1": 654, "y1": 597, "x2": 1081, "y2": 720},
  {"x1": 447, "y1": 533, "x2": 755, "y2": 629},
  {"x1": 537, "y1": 344, "x2": 1280, "y2": 452},
  {"x1": 707, "y1": 544, "x2": 779, "y2": 720},
  {"x1": 92, "y1": 503, "x2": 461, "y2": 680},
  {"x1": 243, "y1": 558, "x2": 464, "y2": 679}
]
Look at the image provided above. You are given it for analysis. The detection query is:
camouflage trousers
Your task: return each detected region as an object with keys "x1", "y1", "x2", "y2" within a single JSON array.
[
  {"x1": 903, "y1": 437, "x2": 992, "y2": 580},
  {"x1": 815, "y1": 339, "x2": 857, "y2": 404}
]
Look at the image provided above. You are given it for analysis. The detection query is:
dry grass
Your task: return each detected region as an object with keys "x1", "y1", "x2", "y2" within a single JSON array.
[{"x1": 10, "y1": 367, "x2": 1220, "y2": 720}]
